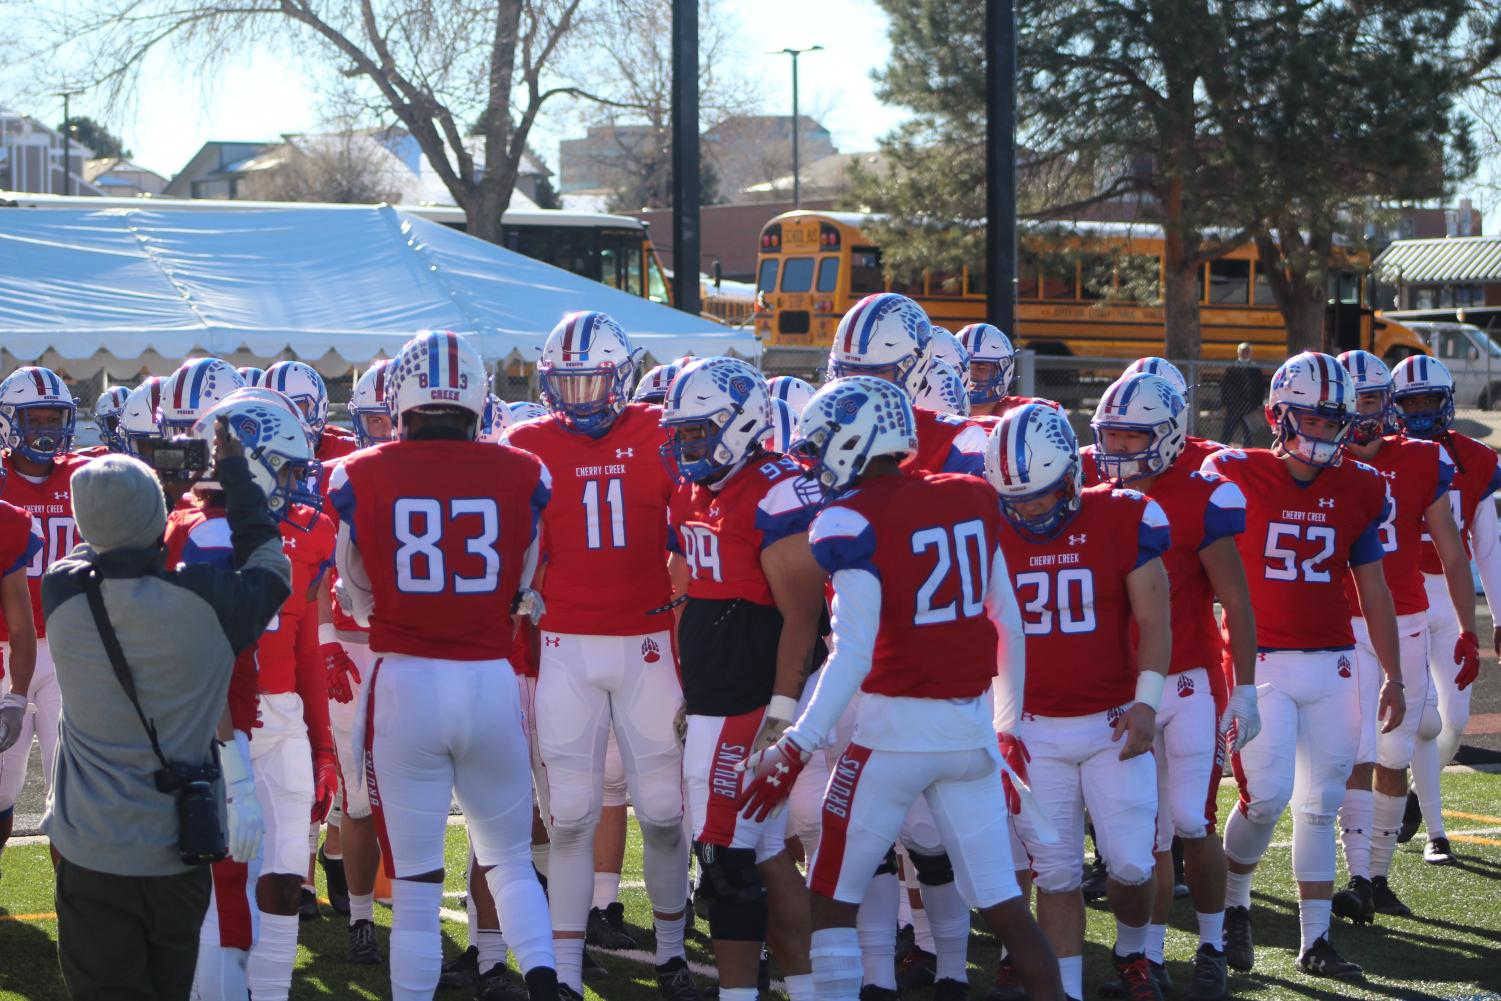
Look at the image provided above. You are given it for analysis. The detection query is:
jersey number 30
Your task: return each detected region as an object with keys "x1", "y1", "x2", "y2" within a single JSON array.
[{"x1": 394, "y1": 497, "x2": 500, "y2": 594}]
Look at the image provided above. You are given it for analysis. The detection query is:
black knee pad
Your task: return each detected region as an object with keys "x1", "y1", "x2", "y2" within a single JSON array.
[
  {"x1": 908, "y1": 850, "x2": 955, "y2": 887},
  {"x1": 873, "y1": 845, "x2": 899, "y2": 878},
  {"x1": 693, "y1": 842, "x2": 767, "y2": 942}
]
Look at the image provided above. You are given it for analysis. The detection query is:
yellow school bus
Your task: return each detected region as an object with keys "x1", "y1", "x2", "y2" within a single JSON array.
[{"x1": 752, "y1": 211, "x2": 1429, "y2": 363}]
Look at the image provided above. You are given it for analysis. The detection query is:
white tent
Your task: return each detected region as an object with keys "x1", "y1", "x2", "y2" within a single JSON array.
[{"x1": 0, "y1": 203, "x2": 757, "y2": 379}]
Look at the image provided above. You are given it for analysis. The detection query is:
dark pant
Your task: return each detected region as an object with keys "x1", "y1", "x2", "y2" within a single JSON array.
[
  {"x1": 1221, "y1": 409, "x2": 1258, "y2": 446},
  {"x1": 55, "y1": 854, "x2": 211, "y2": 1001}
]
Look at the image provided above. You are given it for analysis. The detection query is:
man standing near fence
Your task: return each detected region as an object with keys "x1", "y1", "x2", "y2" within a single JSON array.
[{"x1": 1219, "y1": 344, "x2": 1266, "y2": 446}]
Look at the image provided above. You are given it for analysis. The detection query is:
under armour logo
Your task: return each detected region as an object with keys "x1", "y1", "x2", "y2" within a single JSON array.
[
  {"x1": 52, "y1": 491, "x2": 67, "y2": 500},
  {"x1": 1318, "y1": 498, "x2": 1336, "y2": 508},
  {"x1": 282, "y1": 536, "x2": 297, "y2": 548},
  {"x1": 766, "y1": 761, "x2": 792, "y2": 787},
  {"x1": 544, "y1": 636, "x2": 561, "y2": 647},
  {"x1": 1068, "y1": 533, "x2": 1087, "y2": 545},
  {"x1": 616, "y1": 448, "x2": 634, "y2": 459}
]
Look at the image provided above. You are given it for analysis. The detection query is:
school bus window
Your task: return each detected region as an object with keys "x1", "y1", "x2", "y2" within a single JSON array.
[
  {"x1": 851, "y1": 247, "x2": 885, "y2": 295},
  {"x1": 1041, "y1": 265, "x2": 1075, "y2": 301},
  {"x1": 1252, "y1": 263, "x2": 1276, "y2": 306},
  {"x1": 781, "y1": 257, "x2": 815, "y2": 293},
  {"x1": 1017, "y1": 270, "x2": 1039, "y2": 299},
  {"x1": 890, "y1": 271, "x2": 922, "y2": 296},
  {"x1": 757, "y1": 258, "x2": 779, "y2": 294},
  {"x1": 928, "y1": 271, "x2": 962, "y2": 297},
  {"x1": 1079, "y1": 254, "x2": 1115, "y2": 301},
  {"x1": 817, "y1": 257, "x2": 840, "y2": 294},
  {"x1": 1116, "y1": 255, "x2": 1160, "y2": 302},
  {"x1": 648, "y1": 254, "x2": 670, "y2": 303},
  {"x1": 1209, "y1": 259, "x2": 1250, "y2": 304},
  {"x1": 966, "y1": 267, "x2": 985, "y2": 295}
]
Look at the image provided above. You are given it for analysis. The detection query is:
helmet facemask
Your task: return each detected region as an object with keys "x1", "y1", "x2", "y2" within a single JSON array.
[
  {"x1": 1349, "y1": 387, "x2": 1396, "y2": 446},
  {"x1": 968, "y1": 356, "x2": 1015, "y2": 405},
  {"x1": 1269, "y1": 402, "x2": 1352, "y2": 466},
  {"x1": 4, "y1": 403, "x2": 77, "y2": 464},
  {"x1": 1393, "y1": 388, "x2": 1454, "y2": 439},
  {"x1": 1091, "y1": 421, "x2": 1176, "y2": 483},
  {"x1": 998, "y1": 469, "x2": 1081, "y2": 541},
  {"x1": 542, "y1": 362, "x2": 632, "y2": 434}
]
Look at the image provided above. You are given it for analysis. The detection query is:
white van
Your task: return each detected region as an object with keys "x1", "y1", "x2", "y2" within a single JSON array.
[{"x1": 1399, "y1": 320, "x2": 1501, "y2": 409}]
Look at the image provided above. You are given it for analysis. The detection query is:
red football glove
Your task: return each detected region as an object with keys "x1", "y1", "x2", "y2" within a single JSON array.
[
  {"x1": 311, "y1": 748, "x2": 340, "y2": 823},
  {"x1": 735, "y1": 735, "x2": 811, "y2": 823},
  {"x1": 323, "y1": 642, "x2": 361, "y2": 704},
  {"x1": 997, "y1": 732, "x2": 1031, "y2": 816},
  {"x1": 1455, "y1": 631, "x2": 1481, "y2": 690}
]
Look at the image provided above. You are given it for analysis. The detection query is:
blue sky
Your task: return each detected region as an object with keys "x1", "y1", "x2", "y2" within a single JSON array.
[{"x1": 6, "y1": 0, "x2": 905, "y2": 181}]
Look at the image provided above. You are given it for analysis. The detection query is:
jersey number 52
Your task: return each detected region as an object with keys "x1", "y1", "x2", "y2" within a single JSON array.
[{"x1": 393, "y1": 497, "x2": 501, "y2": 594}]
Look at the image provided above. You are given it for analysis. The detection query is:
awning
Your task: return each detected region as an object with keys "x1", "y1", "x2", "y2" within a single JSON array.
[{"x1": 1373, "y1": 236, "x2": 1501, "y2": 285}]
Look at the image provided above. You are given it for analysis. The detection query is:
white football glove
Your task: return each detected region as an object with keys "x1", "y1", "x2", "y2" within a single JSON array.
[
  {"x1": 0, "y1": 692, "x2": 27, "y2": 754},
  {"x1": 218, "y1": 731, "x2": 264, "y2": 864},
  {"x1": 751, "y1": 695, "x2": 799, "y2": 756},
  {"x1": 512, "y1": 587, "x2": 547, "y2": 626},
  {"x1": 1220, "y1": 684, "x2": 1262, "y2": 753}
]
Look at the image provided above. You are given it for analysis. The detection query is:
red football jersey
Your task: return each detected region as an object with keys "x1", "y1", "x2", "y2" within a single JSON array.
[
  {"x1": 997, "y1": 484, "x2": 1170, "y2": 716},
  {"x1": 329, "y1": 439, "x2": 549, "y2": 660},
  {"x1": 1202, "y1": 448, "x2": 1387, "y2": 650},
  {"x1": 903, "y1": 407, "x2": 988, "y2": 477},
  {"x1": 809, "y1": 473, "x2": 1004, "y2": 700},
  {"x1": 972, "y1": 396, "x2": 1062, "y2": 431},
  {"x1": 504, "y1": 405, "x2": 673, "y2": 635},
  {"x1": 0, "y1": 500, "x2": 40, "y2": 584},
  {"x1": 0, "y1": 452, "x2": 91, "y2": 637},
  {"x1": 667, "y1": 453, "x2": 819, "y2": 605},
  {"x1": 318, "y1": 452, "x2": 367, "y2": 637},
  {"x1": 1343, "y1": 437, "x2": 1450, "y2": 617},
  {"x1": 1419, "y1": 431, "x2": 1501, "y2": 572},
  {"x1": 251, "y1": 512, "x2": 335, "y2": 693}
]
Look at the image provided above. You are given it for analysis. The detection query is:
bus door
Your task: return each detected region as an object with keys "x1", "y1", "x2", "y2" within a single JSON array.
[{"x1": 1326, "y1": 270, "x2": 1364, "y2": 354}]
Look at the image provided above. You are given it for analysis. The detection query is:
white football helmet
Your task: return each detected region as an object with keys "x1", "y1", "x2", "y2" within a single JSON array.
[
  {"x1": 538, "y1": 311, "x2": 643, "y2": 433},
  {"x1": 120, "y1": 377, "x2": 164, "y2": 456},
  {"x1": 762, "y1": 398, "x2": 798, "y2": 453},
  {"x1": 1123, "y1": 356, "x2": 1188, "y2": 396},
  {"x1": 957, "y1": 323, "x2": 1015, "y2": 404},
  {"x1": 193, "y1": 396, "x2": 323, "y2": 530},
  {"x1": 633, "y1": 362, "x2": 682, "y2": 405},
  {"x1": 158, "y1": 358, "x2": 246, "y2": 436},
  {"x1": 1336, "y1": 350, "x2": 1396, "y2": 445},
  {"x1": 792, "y1": 376, "x2": 918, "y2": 494},
  {"x1": 478, "y1": 394, "x2": 514, "y2": 444},
  {"x1": 660, "y1": 357, "x2": 771, "y2": 483},
  {"x1": 508, "y1": 400, "x2": 548, "y2": 424},
  {"x1": 827, "y1": 293, "x2": 933, "y2": 399},
  {"x1": 0, "y1": 366, "x2": 78, "y2": 463},
  {"x1": 930, "y1": 326, "x2": 971, "y2": 392},
  {"x1": 1266, "y1": 351, "x2": 1356, "y2": 466},
  {"x1": 350, "y1": 360, "x2": 394, "y2": 448},
  {"x1": 915, "y1": 360, "x2": 971, "y2": 417},
  {"x1": 1090, "y1": 373, "x2": 1187, "y2": 483},
  {"x1": 94, "y1": 385, "x2": 132, "y2": 453},
  {"x1": 387, "y1": 330, "x2": 488, "y2": 437},
  {"x1": 1391, "y1": 354, "x2": 1455, "y2": 439},
  {"x1": 985, "y1": 403, "x2": 1083, "y2": 539},
  {"x1": 236, "y1": 366, "x2": 266, "y2": 388},
  {"x1": 264, "y1": 361, "x2": 331, "y2": 436},
  {"x1": 767, "y1": 375, "x2": 816, "y2": 414}
]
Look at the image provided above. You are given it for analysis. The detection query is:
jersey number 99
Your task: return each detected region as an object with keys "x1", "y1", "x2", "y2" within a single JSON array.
[{"x1": 394, "y1": 497, "x2": 501, "y2": 594}]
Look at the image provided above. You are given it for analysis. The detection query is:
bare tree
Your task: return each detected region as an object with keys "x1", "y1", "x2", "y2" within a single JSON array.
[
  {"x1": 15, "y1": 0, "x2": 640, "y2": 242},
  {"x1": 242, "y1": 132, "x2": 407, "y2": 203}
]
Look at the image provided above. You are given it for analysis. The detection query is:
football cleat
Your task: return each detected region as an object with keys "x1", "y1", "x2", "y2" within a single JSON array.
[
  {"x1": 298, "y1": 885, "x2": 321, "y2": 922},
  {"x1": 583, "y1": 951, "x2": 607, "y2": 981},
  {"x1": 1397, "y1": 791, "x2": 1422, "y2": 844},
  {"x1": 476, "y1": 963, "x2": 532, "y2": 1001},
  {"x1": 319, "y1": 845, "x2": 350, "y2": 917},
  {"x1": 1370, "y1": 876, "x2": 1412, "y2": 916},
  {"x1": 1187, "y1": 943, "x2": 1228, "y2": 1001},
  {"x1": 987, "y1": 955, "x2": 1025, "y2": 1001},
  {"x1": 347, "y1": 918, "x2": 382, "y2": 965},
  {"x1": 559, "y1": 984, "x2": 586, "y2": 1001},
  {"x1": 1331, "y1": 875, "x2": 1375, "y2": 925},
  {"x1": 895, "y1": 944, "x2": 937, "y2": 991},
  {"x1": 933, "y1": 977, "x2": 969, "y2": 1001},
  {"x1": 1110, "y1": 951, "x2": 1164, "y2": 1001},
  {"x1": 1425, "y1": 836, "x2": 1455, "y2": 865},
  {"x1": 655, "y1": 956, "x2": 704, "y2": 1001},
  {"x1": 860, "y1": 987, "x2": 901, "y2": 1001},
  {"x1": 1081, "y1": 857, "x2": 1109, "y2": 902},
  {"x1": 586, "y1": 902, "x2": 638, "y2": 950},
  {"x1": 1297, "y1": 936, "x2": 1363, "y2": 979},
  {"x1": 438, "y1": 944, "x2": 480, "y2": 988},
  {"x1": 1222, "y1": 905, "x2": 1254, "y2": 972}
]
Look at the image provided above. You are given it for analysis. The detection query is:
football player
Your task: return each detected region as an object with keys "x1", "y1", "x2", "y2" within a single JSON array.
[
  {"x1": 987, "y1": 402, "x2": 1172, "y2": 1001},
  {"x1": 662, "y1": 357, "x2": 825, "y2": 1001},
  {"x1": 264, "y1": 361, "x2": 357, "y2": 464},
  {"x1": 915, "y1": 360, "x2": 971, "y2": 417},
  {"x1": 767, "y1": 375, "x2": 816, "y2": 416},
  {"x1": 119, "y1": 376, "x2": 165, "y2": 456},
  {"x1": 330, "y1": 330, "x2": 558, "y2": 1001},
  {"x1": 635, "y1": 362, "x2": 684, "y2": 406},
  {"x1": 1086, "y1": 372, "x2": 1259, "y2": 1001},
  {"x1": 737, "y1": 376, "x2": 1064, "y2": 1001},
  {"x1": 0, "y1": 471, "x2": 39, "y2": 865},
  {"x1": 957, "y1": 323, "x2": 1058, "y2": 427},
  {"x1": 1203, "y1": 352, "x2": 1401, "y2": 979},
  {"x1": 1122, "y1": 358, "x2": 1224, "y2": 464},
  {"x1": 1331, "y1": 351, "x2": 1474, "y2": 921},
  {"x1": 91, "y1": 386, "x2": 131, "y2": 454},
  {"x1": 1391, "y1": 355, "x2": 1501, "y2": 865},
  {"x1": 504, "y1": 312, "x2": 696, "y2": 1000},
  {"x1": 0, "y1": 366, "x2": 90, "y2": 861}
]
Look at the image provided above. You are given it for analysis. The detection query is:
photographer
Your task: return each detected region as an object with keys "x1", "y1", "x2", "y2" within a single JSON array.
[{"x1": 39, "y1": 425, "x2": 291, "y2": 1001}]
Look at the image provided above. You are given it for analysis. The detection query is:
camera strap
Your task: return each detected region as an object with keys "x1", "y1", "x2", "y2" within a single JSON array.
[{"x1": 81, "y1": 564, "x2": 174, "y2": 777}]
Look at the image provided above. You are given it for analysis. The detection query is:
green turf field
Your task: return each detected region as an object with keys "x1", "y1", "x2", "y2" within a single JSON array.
[{"x1": 1, "y1": 770, "x2": 1498, "y2": 1001}]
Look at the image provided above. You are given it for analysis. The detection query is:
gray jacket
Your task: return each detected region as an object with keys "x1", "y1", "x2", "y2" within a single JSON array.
[{"x1": 40, "y1": 456, "x2": 291, "y2": 876}]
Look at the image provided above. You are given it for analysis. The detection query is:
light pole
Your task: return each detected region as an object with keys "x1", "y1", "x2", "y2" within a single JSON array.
[
  {"x1": 56, "y1": 90, "x2": 82, "y2": 197},
  {"x1": 774, "y1": 45, "x2": 822, "y2": 208}
]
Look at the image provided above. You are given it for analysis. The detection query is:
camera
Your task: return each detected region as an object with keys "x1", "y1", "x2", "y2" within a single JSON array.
[
  {"x1": 136, "y1": 436, "x2": 211, "y2": 478},
  {"x1": 155, "y1": 761, "x2": 227, "y2": 866}
]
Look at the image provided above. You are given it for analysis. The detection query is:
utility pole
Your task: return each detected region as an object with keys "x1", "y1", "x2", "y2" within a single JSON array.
[
  {"x1": 56, "y1": 90, "x2": 82, "y2": 197},
  {"x1": 985, "y1": 1, "x2": 1016, "y2": 336},
  {"x1": 775, "y1": 46, "x2": 822, "y2": 209},
  {"x1": 671, "y1": 0, "x2": 701, "y2": 316}
]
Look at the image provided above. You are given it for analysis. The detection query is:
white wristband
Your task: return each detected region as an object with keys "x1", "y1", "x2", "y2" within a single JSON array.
[
  {"x1": 318, "y1": 623, "x2": 338, "y2": 645},
  {"x1": 0, "y1": 691, "x2": 27, "y2": 711},
  {"x1": 767, "y1": 694, "x2": 799, "y2": 723},
  {"x1": 218, "y1": 730, "x2": 254, "y2": 785},
  {"x1": 1133, "y1": 671, "x2": 1166, "y2": 712}
]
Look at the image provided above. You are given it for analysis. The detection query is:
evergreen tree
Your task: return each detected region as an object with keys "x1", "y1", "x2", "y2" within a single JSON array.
[{"x1": 57, "y1": 116, "x2": 131, "y2": 159}]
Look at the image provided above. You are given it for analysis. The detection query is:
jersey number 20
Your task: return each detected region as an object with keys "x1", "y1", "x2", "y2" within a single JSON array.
[
  {"x1": 394, "y1": 497, "x2": 500, "y2": 594},
  {"x1": 911, "y1": 520, "x2": 989, "y2": 625}
]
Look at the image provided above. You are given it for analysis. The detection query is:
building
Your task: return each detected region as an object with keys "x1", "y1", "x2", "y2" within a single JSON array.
[
  {"x1": 702, "y1": 115, "x2": 837, "y2": 201},
  {"x1": 0, "y1": 110, "x2": 102, "y2": 196},
  {"x1": 557, "y1": 124, "x2": 660, "y2": 194},
  {"x1": 84, "y1": 157, "x2": 168, "y2": 197},
  {"x1": 162, "y1": 141, "x2": 275, "y2": 199},
  {"x1": 630, "y1": 198, "x2": 837, "y2": 284},
  {"x1": 738, "y1": 150, "x2": 887, "y2": 203}
]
